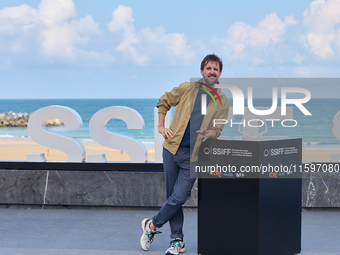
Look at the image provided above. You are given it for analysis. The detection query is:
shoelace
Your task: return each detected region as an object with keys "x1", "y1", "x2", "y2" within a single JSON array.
[
  {"x1": 169, "y1": 239, "x2": 182, "y2": 248},
  {"x1": 146, "y1": 230, "x2": 162, "y2": 243}
]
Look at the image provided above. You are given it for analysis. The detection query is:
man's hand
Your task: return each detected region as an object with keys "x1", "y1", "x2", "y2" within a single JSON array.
[
  {"x1": 196, "y1": 128, "x2": 214, "y2": 142},
  {"x1": 158, "y1": 113, "x2": 174, "y2": 139},
  {"x1": 158, "y1": 126, "x2": 174, "y2": 139}
]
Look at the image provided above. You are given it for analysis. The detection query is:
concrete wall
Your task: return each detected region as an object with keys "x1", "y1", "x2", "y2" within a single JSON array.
[{"x1": 0, "y1": 169, "x2": 339, "y2": 208}]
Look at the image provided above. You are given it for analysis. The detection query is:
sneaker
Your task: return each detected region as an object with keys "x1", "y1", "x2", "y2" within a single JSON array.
[
  {"x1": 165, "y1": 238, "x2": 185, "y2": 255},
  {"x1": 140, "y1": 218, "x2": 161, "y2": 251}
]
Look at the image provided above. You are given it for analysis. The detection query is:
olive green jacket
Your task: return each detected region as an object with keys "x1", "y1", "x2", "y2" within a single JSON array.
[{"x1": 157, "y1": 79, "x2": 229, "y2": 162}]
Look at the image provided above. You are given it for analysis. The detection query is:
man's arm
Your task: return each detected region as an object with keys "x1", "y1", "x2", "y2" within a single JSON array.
[
  {"x1": 158, "y1": 113, "x2": 174, "y2": 139},
  {"x1": 156, "y1": 82, "x2": 189, "y2": 139},
  {"x1": 156, "y1": 82, "x2": 188, "y2": 114}
]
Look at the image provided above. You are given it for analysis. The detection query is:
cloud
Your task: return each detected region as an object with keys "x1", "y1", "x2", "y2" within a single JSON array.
[
  {"x1": 0, "y1": 0, "x2": 100, "y2": 60},
  {"x1": 38, "y1": 0, "x2": 76, "y2": 27},
  {"x1": 226, "y1": 12, "x2": 298, "y2": 58},
  {"x1": 0, "y1": 2, "x2": 194, "y2": 67},
  {"x1": 108, "y1": 5, "x2": 146, "y2": 64},
  {"x1": 40, "y1": 15, "x2": 99, "y2": 58},
  {"x1": 306, "y1": 32, "x2": 335, "y2": 59},
  {"x1": 0, "y1": 4, "x2": 38, "y2": 35},
  {"x1": 303, "y1": 0, "x2": 340, "y2": 59},
  {"x1": 108, "y1": 5, "x2": 134, "y2": 33},
  {"x1": 107, "y1": 5, "x2": 195, "y2": 65},
  {"x1": 0, "y1": 4, "x2": 38, "y2": 25}
]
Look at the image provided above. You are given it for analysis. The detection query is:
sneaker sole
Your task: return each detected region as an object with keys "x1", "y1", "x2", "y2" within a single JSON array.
[
  {"x1": 140, "y1": 218, "x2": 149, "y2": 251},
  {"x1": 165, "y1": 246, "x2": 185, "y2": 254}
]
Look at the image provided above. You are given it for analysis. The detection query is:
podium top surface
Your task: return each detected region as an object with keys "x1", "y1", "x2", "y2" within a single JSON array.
[{"x1": 219, "y1": 136, "x2": 301, "y2": 142}]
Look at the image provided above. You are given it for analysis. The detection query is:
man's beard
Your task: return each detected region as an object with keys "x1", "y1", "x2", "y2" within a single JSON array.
[{"x1": 203, "y1": 75, "x2": 218, "y2": 86}]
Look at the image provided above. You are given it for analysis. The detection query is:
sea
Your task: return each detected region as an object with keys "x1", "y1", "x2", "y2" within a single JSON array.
[{"x1": 0, "y1": 98, "x2": 339, "y2": 150}]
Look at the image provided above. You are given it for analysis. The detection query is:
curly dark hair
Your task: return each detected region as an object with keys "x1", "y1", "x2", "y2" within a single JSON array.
[{"x1": 200, "y1": 54, "x2": 223, "y2": 72}]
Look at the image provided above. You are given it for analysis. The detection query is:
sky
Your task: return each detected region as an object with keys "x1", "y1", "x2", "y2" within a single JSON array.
[{"x1": 1, "y1": 0, "x2": 340, "y2": 99}]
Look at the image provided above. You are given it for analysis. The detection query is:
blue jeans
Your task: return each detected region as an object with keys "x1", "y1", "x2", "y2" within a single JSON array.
[{"x1": 152, "y1": 146, "x2": 196, "y2": 239}]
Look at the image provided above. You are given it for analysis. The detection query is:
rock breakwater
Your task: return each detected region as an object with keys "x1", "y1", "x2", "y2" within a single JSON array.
[{"x1": 0, "y1": 112, "x2": 63, "y2": 127}]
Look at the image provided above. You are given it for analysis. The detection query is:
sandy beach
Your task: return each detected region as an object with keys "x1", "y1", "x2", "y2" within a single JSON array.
[
  {"x1": 0, "y1": 139, "x2": 155, "y2": 162},
  {"x1": 0, "y1": 138, "x2": 339, "y2": 162}
]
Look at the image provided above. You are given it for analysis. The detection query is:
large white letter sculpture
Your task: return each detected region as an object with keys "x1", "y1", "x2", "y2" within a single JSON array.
[
  {"x1": 89, "y1": 106, "x2": 147, "y2": 163},
  {"x1": 27, "y1": 105, "x2": 86, "y2": 162}
]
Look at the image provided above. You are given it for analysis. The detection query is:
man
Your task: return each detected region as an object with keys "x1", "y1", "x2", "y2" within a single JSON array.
[{"x1": 140, "y1": 54, "x2": 229, "y2": 255}]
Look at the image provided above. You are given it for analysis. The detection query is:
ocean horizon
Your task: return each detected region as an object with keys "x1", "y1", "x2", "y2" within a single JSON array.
[{"x1": 0, "y1": 98, "x2": 339, "y2": 150}]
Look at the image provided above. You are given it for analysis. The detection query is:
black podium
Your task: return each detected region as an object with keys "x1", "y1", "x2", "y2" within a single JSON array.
[{"x1": 197, "y1": 138, "x2": 302, "y2": 255}]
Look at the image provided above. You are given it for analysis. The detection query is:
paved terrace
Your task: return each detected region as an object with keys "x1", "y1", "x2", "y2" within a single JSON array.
[{"x1": 0, "y1": 207, "x2": 339, "y2": 255}]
